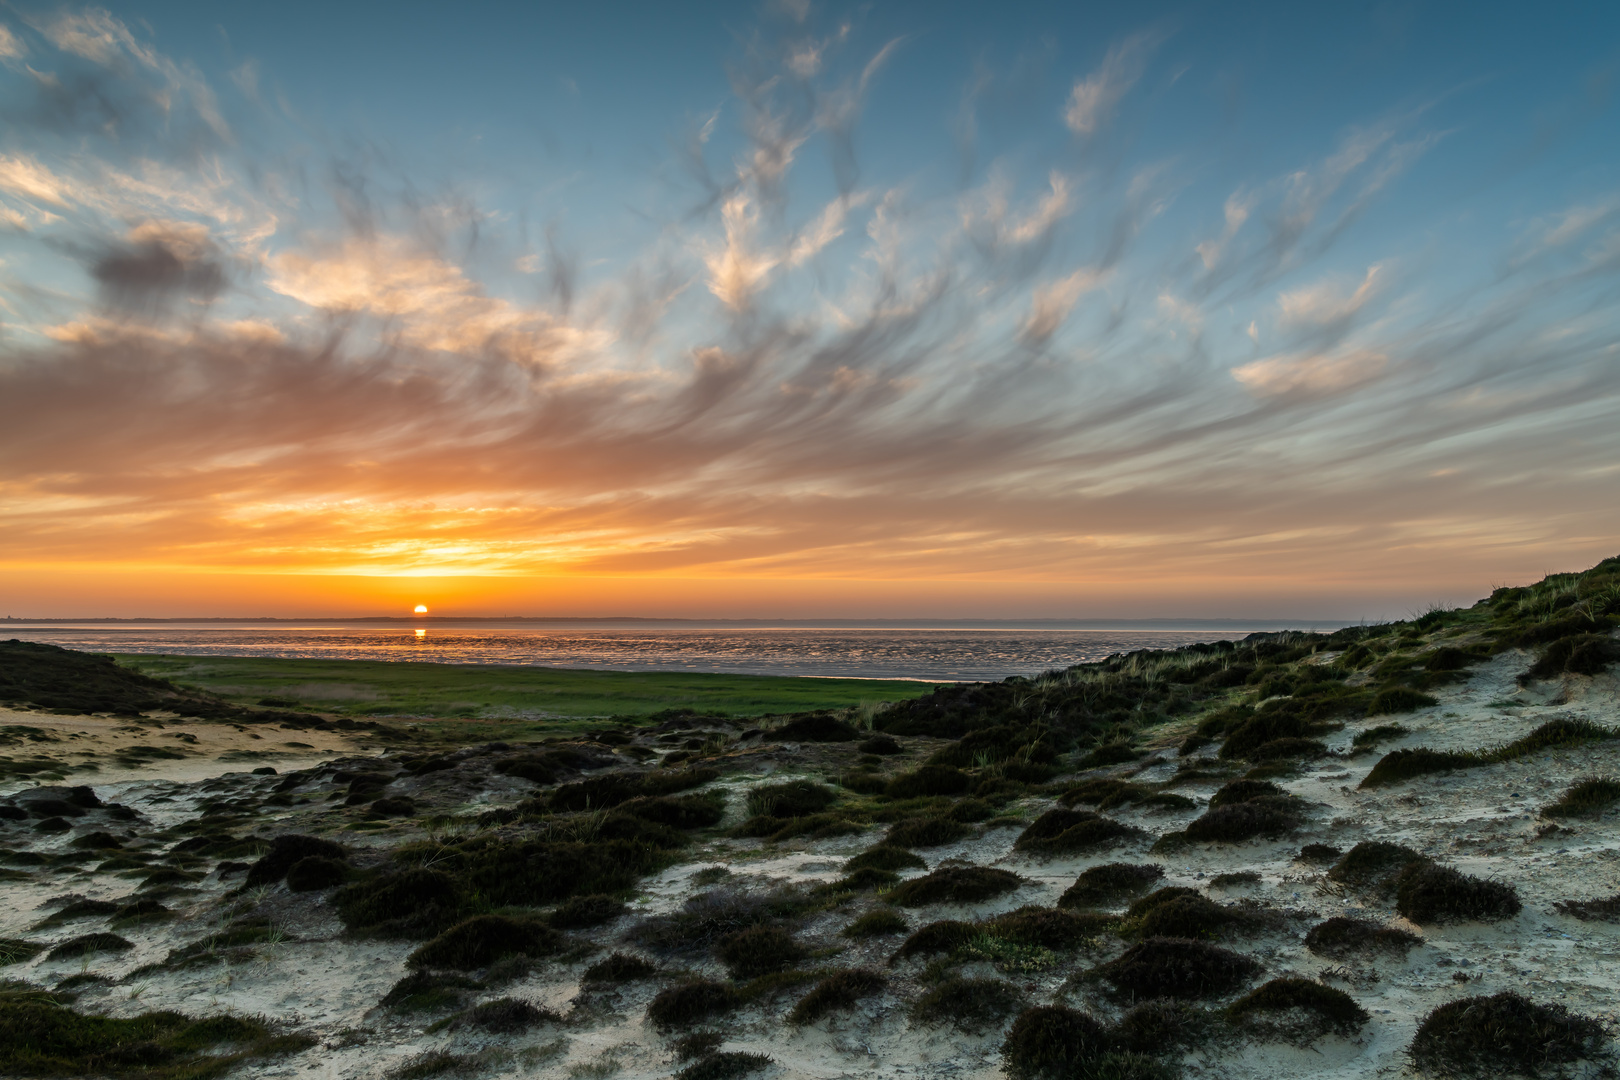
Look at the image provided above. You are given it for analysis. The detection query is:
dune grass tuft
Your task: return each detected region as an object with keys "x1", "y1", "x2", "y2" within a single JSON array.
[
  {"x1": 1409, "y1": 992, "x2": 1608, "y2": 1077},
  {"x1": 912, "y1": 976, "x2": 1025, "y2": 1034},
  {"x1": 715, "y1": 925, "x2": 805, "y2": 979},
  {"x1": 1395, "y1": 863, "x2": 1521, "y2": 924},
  {"x1": 885, "y1": 866, "x2": 1022, "y2": 907},
  {"x1": 674, "y1": 1051, "x2": 773, "y2": 1080},
  {"x1": 789, "y1": 969, "x2": 886, "y2": 1025},
  {"x1": 1013, "y1": 809, "x2": 1144, "y2": 854},
  {"x1": 582, "y1": 952, "x2": 657, "y2": 984},
  {"x1": 1001, "y1": 1005, "x2": 1113, "y2": 1080},
  {"x1": 1542, "y1": 777, "x2": 1620, "y2": 819},
  {"x1": 647, "y1": 980, "x2": 740, "y2": 1031},
  {"x1": 1059, "y1": 863, "x2": 1164, "y2": 909},
  {"x1": 406, "y1": 915, "x2": 560, "y2": 970},
  {"x1": 1227, "y1": 976, "x2": 1369, "y2": 1038},
  {"x1": 1303, "y1": 917, "x2": 1420, "y2": 958},
  {"x1": 1093, "y1": 936, "x2": 1259, "y2": 1000}
]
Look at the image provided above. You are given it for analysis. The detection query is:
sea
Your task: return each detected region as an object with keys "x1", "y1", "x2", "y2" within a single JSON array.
[{"x1": 0, "y1": 620, "x2": 1342, "y2": 683}]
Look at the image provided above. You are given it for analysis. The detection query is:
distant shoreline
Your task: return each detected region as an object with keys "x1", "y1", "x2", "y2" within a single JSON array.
[{"x1": 1, "y1": 615, "x2": 1356, "y2": 632}]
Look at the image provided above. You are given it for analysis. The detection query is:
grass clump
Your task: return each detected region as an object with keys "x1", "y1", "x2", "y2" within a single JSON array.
[
  {"x1": 582, "y1": 952, "x2": 658, "y2": 984},
  {"x1": 1001, "y1": 1005, "x2": 1113, "y2": 1080},
  {"x1": 1227, "y1": 976, "x2": 1369, "y2": 1039},
  {"x1": 378, "y1": 971, "x2": 481, "y2": 1012},
  {"x1": 1326, "y1": 841, "x2": 1426, "y2": 889},
  {"x1": 859, "y1": 734, "x2": 902, "y2": 755},
  {"x1": 912, "y1": 977, "x2": 1025, "y2": 1034},
  {"x1": 1409, "y1": 992, "x2": 1608, "y2": 1076},
  {"x1": 890, "y1": 920, "x2": 974, "y2": 962},
  {"x1": 0, "y1": 997, "x2": 313, "y2": 1079},
  {"x1": 885, "y1": 866, "x2": 1023, "y2": 907},
  {"x1": 1093, "y1": 937, "x2": 1259, "y2": 1000},
  {"x1": 547, "y1": 894, "x2": 626, "y2": 930},
  {"x1": 1058, "y1": 863, "x2": 1163, "y2": 909},
  {"x1": 285, "y1": 855, "x2": 349, "y2": 892},
  {"x1": 1352, "y1": 724, "x2": 1409, "y2": 751},
  {"x1": 1554, "y1": 894, "x2": 1620, "y2": 921},
  {"x1": 789, "y1": 969, "x2": 886, "y2": 1025},
  {"x1": 985, "y1": 906, "x2": 1114, "y2": 950},
  {"x1": 887, "y1": 817, "x2": 970, "y2": 848},
  {"x1": 646, "y1": 980, "x2": 740, "y2": 1031},
  {"x1": 1395, "y1": 863, "x2": 1521, "y2": 924},
  {"x1": 1, "y1": 940, "x2": 45, "y2": 966},
  {"x1": 1013, "y1": 809, "x2": 1144, "y2": 855},
  {"x1": 451, "y1": 997, "x2": 559, "y2": 1034},
  {"x1": 1180, "y1": 799, "x2": 1300, "y2": 844},
  {"x1": 1303, "y1": 917, "x2": 1420, "y2": 958},
  {"x1": 674, "y1": 1052, "x2": 773, "y2": 1080},
  {"x1": 885, "y1": 766, "x2": 971, "y2": 798},
  {"x1": 45, "y1": 933, "x2": 131, "y2": 961},
  {"x1": 333, "y1": 868, "x2": 467, "y2": 939},
  {"x1": 1207, "y1": 779, "x2": 1286, "y2": 807},
  {"x1": 1368, "y1": 687, "x2": 1439, "y2": 716},
  {"x1": 406, "y1": 916, "x2": 560, "y2": 970},
  {"x1": 1362, "y1": 720, "x2": 1620, "y2": 788},
  {"x1": 843, "y1": 909, "x2": 908, "y2": 938},
  {"x1": 715, "y1": 925, "x2": 805, "y2": 979},
  {"x1": 744, "y1": 780, "x2": 836, "y2": 819},
  {"x1": 1542, "y1": 777, "x2": 1620, "y2": 819},
  {"x1": 1129, "y1": 894, "x2": 1246, "y2": 940},
  {"x1": 1521, "y1": 633, "x2": 1620, "y2": 683},
  {"x1": 243, "y1": 834, "x2": 346, "y2": 888},
  {"x1": 630, "y1": 886, "x2": 807, "y2": 955},
  {"x1": 1295, "y1": 843, "x2": 1341, "y2": 864},
  {"x1": 845, "y1": 845, "x2": 926, "y2": 873}
]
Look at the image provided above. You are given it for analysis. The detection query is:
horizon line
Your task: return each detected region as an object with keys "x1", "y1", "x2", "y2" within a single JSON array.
[{"x1": 2, "y1": 614, "x2": 1368, "y2": 630}]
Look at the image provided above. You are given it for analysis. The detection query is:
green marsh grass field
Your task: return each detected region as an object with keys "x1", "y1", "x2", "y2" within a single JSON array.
[{"x1": 117, "y1": 654, "x2": 933, "y2": 730}]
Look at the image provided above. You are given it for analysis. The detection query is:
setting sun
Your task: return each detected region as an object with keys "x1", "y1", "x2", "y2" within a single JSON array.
[{"x1": 413, "y1": 605, "x2": 428, "y2": 614}]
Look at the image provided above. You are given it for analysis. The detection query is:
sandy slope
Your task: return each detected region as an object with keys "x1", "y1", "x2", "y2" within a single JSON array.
[{"x1": 3, "y1": 649, "x2": 1618, "y2": 1079}]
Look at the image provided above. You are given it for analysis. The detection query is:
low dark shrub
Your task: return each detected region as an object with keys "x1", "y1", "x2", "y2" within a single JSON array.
[
  {"x1": 912, "y1": 976, "x2": 1024, "y2": 1033},
  {"x1": 1125, "y1": 887, "x2": 1201, "y2": 918},
  {"x1": 69, "y1": 831, "x2": 122, "y2": 850},
  {"x1": 1543, "y1": 776, "x2": 1620, "y2": 819},
  {"x1": 1093, "y1": 937, "x2": 1259, "y2": 1000},
  {"x1": 840, "y1": 771, "x2": 891, "y2": 795},
  {"x1": 286, "y1": 855, "x2": 349, "y2": 892},
  {"x1": 45, "y1": 933, "x2": 132, "y2": 960},
  {"x1": 622, "y1": 793, "x2": 726, "y2": 830},
  {"x1": 789, "y1": 968, "x2": 886, "y2": 1024},
  {"x1": 630, "y1": 886, "x2": 804, "y2": 954},
  {"x1": 1326, "y1": 841, "x2": 1426, "y2": 889},
  {"x1": 673, "y1": 1032, "x2": 724, "y2": 1061},
  {"x1": 1247, "y1": 737, "x2": 1327, "y2": 761},
  {"x1": 1058, "y1": 863, "x2": 1164, "y2": 909},
  {"x1": 985, "y1": 906, "x2": 1113, "y2": 949},
  {"x1": 1296, "y1": 843, "x2": 1342, "y2": 864},
  {"x1": 647, "y1": 980, "x2": 740, "y2": 1031},
  {"x1": 1360, "y1": 747, "x2": 1474, "y2": 787},
  {"x1": 378, "y1": 970, "x2": 480, "y2": 1011},
  {"x1": 0, "y1": 938, "x2": 45, "y2": 965},
  {"x1": 1303, "y1": 917, "x2": 1420, "y2": 958},
  {"x1": 948, "y1": 797, "x2": 994, "y2": 823},
  {"x1": 887, "y1": 817, "x2": 970, "y2": 848},
  {"x1": 745, "y1": 781, "x2": 837, "y2": 819},
  {"x1": 859, "y1": 734, "x2": 902, "y2": 755},
  {"x1": 885, "y1": 866, "x2": 1022, "y2": 907},
  {"x1": 1112, "y1": 998, "x2": 1210, "y2": 1054},
  {"x1": 1368, "y1": 687, "x2": 1438, "y2": 716},
  {"x1": 1077, "y1": 741, "x2": 1141, "y2": 769},
  {"x1": 775, "y1": 713, "x2": 859, "y2": 742},
  {"x1": 675, "y1": 1052, "x2": 773, "y2": 1080},
  {"x1": 890, "y1": 920, "x2": 974, "y2": 962},
  {"x1": 822, "y1": 868, "x2": 898, "y2": 892},
  {"x1": 368, "y1": 797, "x2": 415, "y2": 817},
  {"x1": 1554, "y1": 893, "x2": 1620, "y2": 921},
  {"x1": 715, "y1": 925, "x2": 806, "y2": 978},
  {"x1": 1208, "y1": 871, "x2": 1260, "y2": 888},
  {"x1": 333, "y1": 868, "x2": 467, "y2": 939},
  {"x1": 886, "y1": 766, "x2": 971, "y2": 798},
  {"x1": 453, "y1": 997, "x2": 559, "y2": 1033},
  {"x1": 1227, "y1": 976, "x2": 1369, "y2": 1037},
  {"x1": 244, "y1": 834, "x2": 346, "y2": 888},
  {"x1": 843, "y1": 909, "x2": 908, "y2": 938},
  {"x1": 1182, "y1": 799, "x2": 1300, "y2": 843},
  {"x1": 547, "y1": 894, "x2": 626, "y2": 929},
  {"x1": 1013, "y1": 809, "x2": 1143, "y2": 854},
  {"x1": 1133, "y1": 894, "x2": 1244, "y2": 939},
  {"x1": 0, "y1": 999, "x2": 302, "y2": 1078},
  {"x1": 582, "y1": 952, "x2": 658, "y2": 984},
  {"x1": 1409, "y1": 992, "x2": 1607, "y2": 1076},
  {"x1": 1395, "y1": 863, "x2": 1521, "y2": 924},
  {"x1": 406, "y1": 915, "x2": 560, "y2": 970},
  {"x1": 1351, "y1": 724, "x2": 1409, "y2": 751},
  {"x1": 1208, "y1": 779, "x2": 1287, "y2": 808},
  {"x1": 1001, "y1": 1005, "x2": 1112, "y2": 1079},
  {"x1": 846, "y1": 845, "x2": 927, "y2": 873},
  {"x1": 1523, "y1": 634, "x2": 1620, "y2": 682}
]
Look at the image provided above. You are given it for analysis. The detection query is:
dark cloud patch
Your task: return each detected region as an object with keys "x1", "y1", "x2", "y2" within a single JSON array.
[{"x1": 90, "y1": 237, "x2": 228, "y2": 315}]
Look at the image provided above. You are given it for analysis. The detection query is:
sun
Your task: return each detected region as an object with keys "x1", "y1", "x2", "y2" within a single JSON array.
[{"x1": 413, "y1": 604, "x2": 428, "y2": 614}]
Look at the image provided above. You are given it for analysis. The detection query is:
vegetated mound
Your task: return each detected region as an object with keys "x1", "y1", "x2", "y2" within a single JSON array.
[
  {"x1": 714, "y1": 925, "x2": 805, "y2": 979},
  {"x1": 546, "y1": 894, "x2": 626, "y2": 930},
  {"x1": 1000, "y1": 1005, "x2": 1114, "y2": 1080},
  {"x1": 1542, "y1": 776, "x2": 1620, "y2": 819},
  {"x1": 1093, "y1": 937, "x2": 1260, "y2": 1000},
  {"x1": 912, "y1": 977, "x2": 1026, "y2": 1033},
  {"x1": 406, "y1": 915, "x2": 560, "y2": 970},
  {"x1": 1326, "y1": 840, "x2": 1426, "y2": 890},
  {"x1": 630, "y1": 886, "x2": 808, "y2": 955},
  {"x1": 885, "y1": 766, "x2": 972, "y2": 798},
  {"x1": 334, "y1": 868, "x2": 468, "y2": 939},
  {"x1": 0, "y1": 996, "x2": 313, "y2": 1078},
  {"x1": 1361, "y1": 719, "x2": 1620, "y2": 788},
  {"x1": 843, "y1": 909, "x2": 908, "y2": 938},
  {"x1": 885, "y1": 866, "x2": 1023, "y2": 907},
  {"x1": 582, "y1": 953, "x2": 658, "y2": 984},
  {"x1": 1409, "y1": 992, "x2": 1608, "y2": 1077},
  {"x1": 772, "y1": 713, "x2": 859, "y2": 742},
  {"x1": 647, "y1": 980, "x2": 740, "y2": 1031},
  {"x1": 845, "y1": 845, "x2": 926, "y2": 873},
  {"x1": 745, "y1": 780, "x2": 837, "y2": 819},
  {"x1": 0, "y1": 640, "x2": 328, "y2": 724},
  {"x1": 1128, "y1": 891, "x2": 1250, "y2": 940},
  {"x1": 675, "y1": 1051, "x2": 773, "y2": 1080},
  {"x1": 1013, "y1": 809, "x2": 1145, "y2": 854},
  {"x1": 1520, "y1": 633, "x2": 1620, "y2": 683},
  {"x1": 1058, "y1": 863, "x2": 1164, "y2": 909},
  {"x1": 245, "y1": 834, "x2": 347, "y2": 888},
  {"x1": 451, "y1": 997, "x2": 560, "y2": 1034},
  {"x1": 1395, "y1": 863, "x2": 1521, "y2": 924},
  {"x1": 886, "y1": 816, "x2": 970, "y2": 849},
  {"x1": 1303, "y1": 917, "x2": 1420, "y2": 958},
  {"x1": 789, "y1": 969, "x2": 886, "y2": 1025},
  {"x1": 1228, "y1": 977, "x2": 1369, "y2": 1039},
  {"x1": 549, "y1": 768, "x2": 718, "y2": 811}
]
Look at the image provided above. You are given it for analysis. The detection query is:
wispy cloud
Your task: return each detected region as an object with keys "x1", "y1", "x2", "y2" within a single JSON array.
[{"x1": 1064, "y1": 32, "x2": 1159, "y2": 136}]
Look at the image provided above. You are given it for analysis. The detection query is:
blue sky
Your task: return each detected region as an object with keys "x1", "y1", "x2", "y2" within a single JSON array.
[{"x1": 0, "y1": 1, "x2": 1617, "y2": 617}]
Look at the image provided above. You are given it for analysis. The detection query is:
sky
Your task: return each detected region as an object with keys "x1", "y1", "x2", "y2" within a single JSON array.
[{"x1": 1, "y1": 1, "x2": 1618, "y2": 620}]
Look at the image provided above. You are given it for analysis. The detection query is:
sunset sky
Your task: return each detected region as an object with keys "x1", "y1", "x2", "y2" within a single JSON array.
[{"x1": 1, "y1": 2, "x2": 1618, "y2": 619}]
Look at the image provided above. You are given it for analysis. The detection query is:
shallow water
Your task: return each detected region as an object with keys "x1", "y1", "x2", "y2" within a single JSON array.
[{"x1": 0, "y1": 624, "x2": 1291, "y2": 681}]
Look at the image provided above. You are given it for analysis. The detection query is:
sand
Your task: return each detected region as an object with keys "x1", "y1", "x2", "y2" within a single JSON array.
[{"x1": 3, "y1": 648, "x2": 1618, "y2": 1079}]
